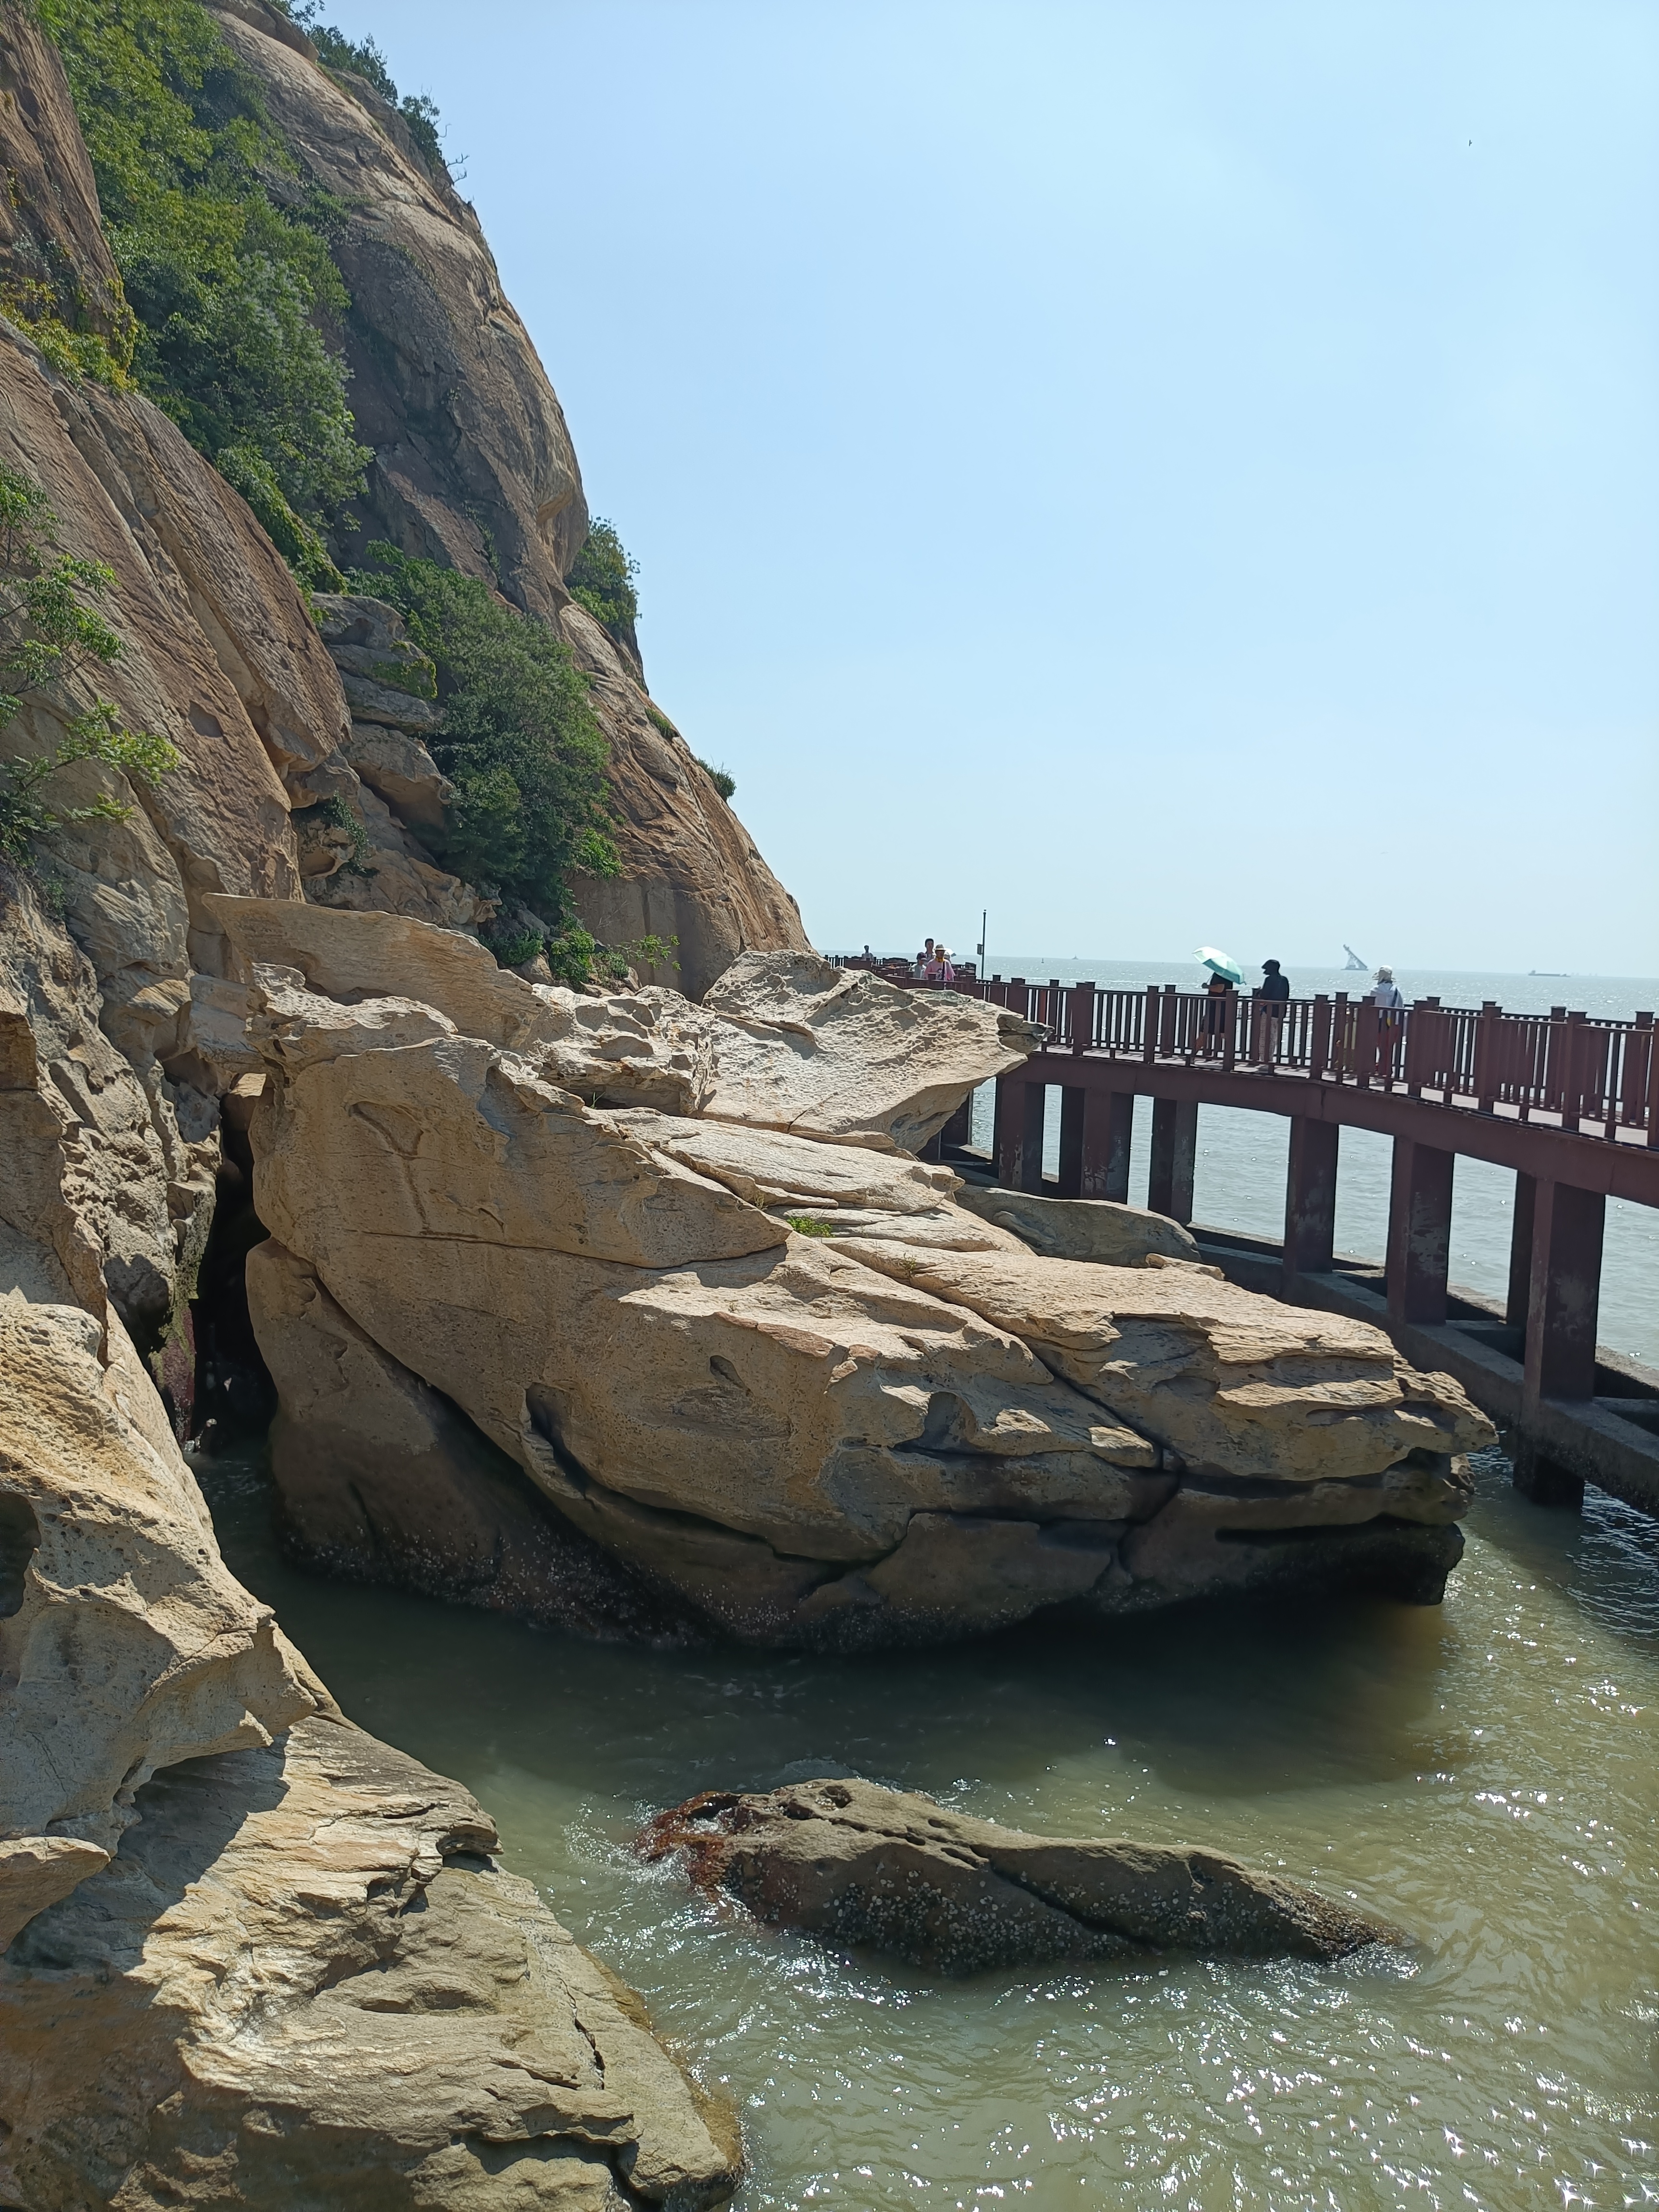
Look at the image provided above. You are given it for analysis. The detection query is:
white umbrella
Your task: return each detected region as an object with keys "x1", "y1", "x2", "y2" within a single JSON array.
[{"x1": 1195, "y1": 946, "x2": 1243, "y2": 985}]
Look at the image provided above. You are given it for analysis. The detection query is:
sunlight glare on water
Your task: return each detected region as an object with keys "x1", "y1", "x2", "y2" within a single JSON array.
[{"x1": 204, "y1": 1451, "x2": 1659, "y2": 2212}]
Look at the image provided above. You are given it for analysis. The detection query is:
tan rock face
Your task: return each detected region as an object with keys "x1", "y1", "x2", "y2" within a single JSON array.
[
  {"x1": 558, "y1": 608, "x2": 812, "y2": 996},
  {"x1": 693, "y1": 951, "x2": 1039, "y2": 1153},
  {"x1": 640, "y1": 1777, "x2": 1403, "y2": 1978},
  {"x1": 955, "y1": 1183, "x2": 1203, "y2": 1265},
  {"x1": 233, "y1": 923, "x2": 1493, "y2": 1645},
  {"x1": 611, "y1": 1109, "x2": 1027, "y2": 1251},
  {"x1": 0, "y1": 1298, "x2": 318, "y2": 1940},
  {"x1": 843, "y1": 1243, "x2": 1494, "y2": 1482},
  {"x1": 206, "y1": 6, "x2": 588, "y2": 619},
  {"x1": 246, "y1": 1241, "x2": 691, "y2": 1641},
  {"x1": 1, "y1": 1718, "x2": 741, "y2": 2210},
  {"x1": 248, "y1": 976, "x2": 783, "y2": 1273}
]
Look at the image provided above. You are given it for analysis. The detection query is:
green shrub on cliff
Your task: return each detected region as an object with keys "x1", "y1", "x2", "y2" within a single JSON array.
[
  {"x1": 287, "y1": 11, "x2": 450, "y2": 179},
  {"x1": 40, "y1": 0, "x2": 369, "y2": 537},
  {"x1": 354, "y1": 546, "x2": 619, "y2": 922},
  {"x1": 0, "y1": 462, "x2": 178, "y2": 867},
  {"x1": 566, "y1": 518, "x2": 639, "y2": 646}
]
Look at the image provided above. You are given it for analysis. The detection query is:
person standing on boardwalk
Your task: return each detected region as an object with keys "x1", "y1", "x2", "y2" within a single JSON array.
[
  {"x1": 1367, "y1": 965, "x2": 1405, "y2": 1078},
  {"x1": 1202, "y1": 969, "x2": 1234, "y2": 1055},
  {"x1": 1253, "y1": 959, "x2": 1290, "y2": 1069}
]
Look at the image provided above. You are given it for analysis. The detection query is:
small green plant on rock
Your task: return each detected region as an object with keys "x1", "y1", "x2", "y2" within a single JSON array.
[
  {"x1": 0, "y1": 463, "x2": 177, "y2": 867},
  {"x1": 566, "y1": 518, "x2": 638, "y2": 646},
  {"x1": 696, "y1": 757, "x2": 735, "y2": 800},
  {"x1": 785, "y1": 1215, "x2": 837, "y2": 1238}
]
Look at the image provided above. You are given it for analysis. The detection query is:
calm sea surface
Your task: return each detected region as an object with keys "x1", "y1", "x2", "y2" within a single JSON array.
[
  {"x1": 206, "y1": 1448, "x2": 1659, "y2": 2212},
  {"x1": 959, "y1": 962, "x2": 1659, "y2": 1370}
]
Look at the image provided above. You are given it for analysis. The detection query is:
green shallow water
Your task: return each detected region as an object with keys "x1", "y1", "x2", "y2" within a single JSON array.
[{"x1": 202, "y1": 1452, "x2": 1659, "y2": 2212}]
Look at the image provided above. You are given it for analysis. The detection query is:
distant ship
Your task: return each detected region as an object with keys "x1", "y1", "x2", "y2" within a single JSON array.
[
  {"x1": 1342, "y1": 944, "x2": 1367, "y2": 971},
  {"x1": 1528, "y1": 969, "x2": 1568, "y2": 977}
]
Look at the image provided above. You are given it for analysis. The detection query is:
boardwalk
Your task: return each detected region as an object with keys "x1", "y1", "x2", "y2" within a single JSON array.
[{"x1": 839, "y1": 962, "x2": 1659, "y2": 1516}]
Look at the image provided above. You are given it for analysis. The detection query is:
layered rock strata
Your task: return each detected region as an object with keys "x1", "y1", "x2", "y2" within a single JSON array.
[
  {"x1": 229, "y1": 904, "x2": 1492, "y2": 1647},
  {"x1": 640, "y1": 1777, "x2": 1403, "y2": 1976}
]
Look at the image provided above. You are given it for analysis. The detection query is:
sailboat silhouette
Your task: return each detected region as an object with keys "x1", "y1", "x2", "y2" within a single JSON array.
[{"x1": 1342, "y1": 944, "x2": 1367, "y2": 971}]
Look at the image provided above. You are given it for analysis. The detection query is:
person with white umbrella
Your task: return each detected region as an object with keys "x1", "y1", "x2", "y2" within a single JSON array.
[{"x1": 1196, "y1": 947, "x2": 1239, "y2": 1057}]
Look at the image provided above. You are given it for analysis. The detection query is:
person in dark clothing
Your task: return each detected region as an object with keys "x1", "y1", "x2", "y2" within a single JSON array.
[
  {"x1": 1252, "y1": 958, "x2": 1290, "y2": 1070},
  {"x1": 1202, "y1": 969, "x2": 1234, "y2": 1054}
]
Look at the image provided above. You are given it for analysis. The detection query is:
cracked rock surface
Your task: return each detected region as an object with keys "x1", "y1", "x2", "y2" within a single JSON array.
[
  {"x1": 2, "y1": 1718, "x2": 740, "y2": 2210},
  {"x1": 640, "y1": 1777, "x2": 1404, "y2": 1977}
]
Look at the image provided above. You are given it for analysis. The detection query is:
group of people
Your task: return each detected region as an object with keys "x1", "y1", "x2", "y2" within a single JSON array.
[
  {"x1": 1204, "y1": 960, "x2": 1405, "y2": 1070},
  {"x1": 913, "y1": 936, "x2": 956, "y2": 984}
]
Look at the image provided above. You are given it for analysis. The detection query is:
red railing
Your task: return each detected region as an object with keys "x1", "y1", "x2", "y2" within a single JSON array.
[{"x1": 834, "y1": 961, "x2": 1659, "y2": 1148}]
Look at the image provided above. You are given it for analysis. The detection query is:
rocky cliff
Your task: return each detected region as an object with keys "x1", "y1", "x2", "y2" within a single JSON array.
[
  {"x1": 204, "y1": 0, "x2": 807, "y2": 995},
  {"x1": 0, "y1": 4, "x2": 809, "y2": 2196}
]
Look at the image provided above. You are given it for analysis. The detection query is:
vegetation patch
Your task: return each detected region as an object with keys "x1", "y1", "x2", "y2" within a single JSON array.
[
  {"x1": 0, "y1": 463, "x2": 177, "y2": 867},
  {"x1": 354, "y1": 545, "x2": 618, "y2": 922},
  {"x1": 696, "y1": 757, "x2": 736, "y2": 801},
  {"x1": 41, "y1": 0, "x2": 369, "y2": 551},
  {"x1": 567, "y1": 517, "x2": 638, "y2": 646},
  {"x1": 286, "y1": 7, "x2": 451, "y2": 179}
]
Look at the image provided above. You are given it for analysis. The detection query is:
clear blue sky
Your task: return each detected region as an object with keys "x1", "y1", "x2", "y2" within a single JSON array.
[{"x1": 326, "y1": 1, "x2": 1656, "y2": 974}]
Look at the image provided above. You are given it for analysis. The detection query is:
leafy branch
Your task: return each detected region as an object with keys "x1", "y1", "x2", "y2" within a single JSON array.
[{"x1": 0, "y1": 463, "x2": 178, "y2": 867}]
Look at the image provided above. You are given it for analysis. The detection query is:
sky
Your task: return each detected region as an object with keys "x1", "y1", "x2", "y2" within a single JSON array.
[{"x1": 322, "y1": 0, "x2": 1656, "y2": 975}]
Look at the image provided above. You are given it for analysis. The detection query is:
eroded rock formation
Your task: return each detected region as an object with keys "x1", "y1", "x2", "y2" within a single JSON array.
[
  {"x1": 640, "y1": 1777, "x2": 1403, "y2": 1976},
  {"x1": 227, "y1": 902, "x2": 1492, "y2": 1648},
  {"x1": 3, "y1": 1717, "x2": 739, "y2": 2209}
]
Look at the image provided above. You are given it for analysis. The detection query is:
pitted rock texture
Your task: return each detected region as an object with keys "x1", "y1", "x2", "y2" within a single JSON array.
[
  {"x1": 690, "y1": 950, "x2": 1041, "y2": 1154},
  {"x1": 640, "y1": 1777, "x2": 1403, "y2": 1977},
  {"x1": 1, "y1": 1717, "x2": 741, "y2": 2210},
  {"x1": 0, "y1": 1297, "x2": 320, "y2": 1944}
]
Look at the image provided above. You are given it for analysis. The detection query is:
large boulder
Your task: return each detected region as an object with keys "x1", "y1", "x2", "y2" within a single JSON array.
[
  {"x1": 1, "y1": 1717, "x2": 740, "y2": 2210},
  {"x1": 640, "y1": 1777, "x2": 1402, "y2": 1977},
  {"x1": 236, "y1": 932, "x2": 1494, "y2": 1644},
  {"x1": 693, "y1": 951, "x2": 1038, "y2": 1153},
  {"x1": 0, "y1": 1298, "x2": 323, "y2": 1946}
]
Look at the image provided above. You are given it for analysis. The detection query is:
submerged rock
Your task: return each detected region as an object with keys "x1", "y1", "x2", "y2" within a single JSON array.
[
  {"x1": 3, "y1": 1718, "x2": 740, "y2": 2210},
  {"x1": 639, "y1": 1777, "x2": 1403, "y2": 1977}
]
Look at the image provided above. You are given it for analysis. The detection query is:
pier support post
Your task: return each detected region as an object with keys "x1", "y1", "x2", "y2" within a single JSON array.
[
  {"x1": 940, "y1": 1096, "x2": 973, "y2": 1149},
  {"x1": 997, "y1": 1076, "x2": 1046, "y2": 1193},
  {"x1": 1283, "y1": 1117, "x2": 1339, "y2": 1288},
  {"x1": 1505, "y1": 1171, "x2": 1536, "y2": 1326},
  {"x1": 1385, "y1": 1137, "x2": 1455, "y2": 1325},
  {"x1": 1057, "y1": 1088, "x2": 1134, "y2": 1201},
  {"x1": 1515, "y1": 1179, "x2": 1605, "y2": 1509},
  {"x1": 1147, "y1": 1098, "x2": 1197, "y2": 1224}
]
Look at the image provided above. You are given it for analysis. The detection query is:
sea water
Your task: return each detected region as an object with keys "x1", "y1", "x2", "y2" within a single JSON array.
[
  {"x1": 960, "y1": 963, "x2": 1659, "y2": 1369},
  {"x1": 206, "y1": 1449, "x2": 1659, "y2": 2212}
]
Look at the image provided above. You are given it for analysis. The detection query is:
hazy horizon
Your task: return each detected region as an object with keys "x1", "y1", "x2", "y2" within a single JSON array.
[{"x1": 325, "y1": 1, "x2": 1657, "y2": 974}]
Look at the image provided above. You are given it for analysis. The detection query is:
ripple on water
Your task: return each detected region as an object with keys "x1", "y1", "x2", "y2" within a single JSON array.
[{"x1": 202, "y1": 1448, "x2": 1659, "y2": 2212}]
